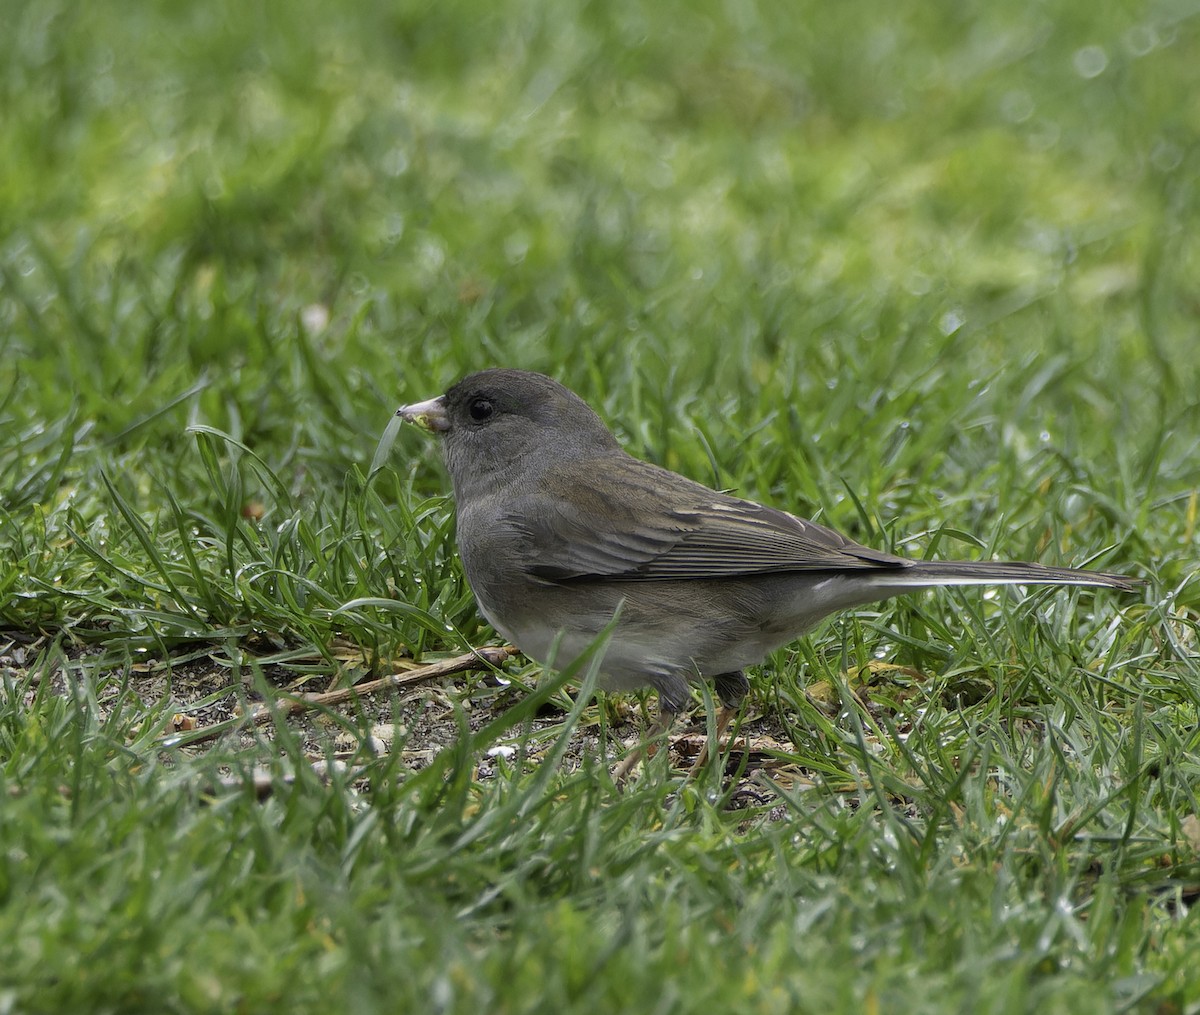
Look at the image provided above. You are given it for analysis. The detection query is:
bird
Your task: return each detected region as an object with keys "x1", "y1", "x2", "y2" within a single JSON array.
[{"x1": 396, "y1": 368, "x2": 1140, "y2": 778}]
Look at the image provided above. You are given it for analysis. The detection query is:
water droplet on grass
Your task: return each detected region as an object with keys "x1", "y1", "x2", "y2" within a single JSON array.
[
  {"x1": 1073, "y1": 46, "x2": 1108, "y2": 78},
  {"x1": 1123, "y1": 24, "x2": 1159, "y2": 56}
]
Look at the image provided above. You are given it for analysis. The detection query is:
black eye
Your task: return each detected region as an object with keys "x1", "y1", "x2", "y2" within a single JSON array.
[{"x1": 468, "y1": 397, "x2": 494, "y2": 422}]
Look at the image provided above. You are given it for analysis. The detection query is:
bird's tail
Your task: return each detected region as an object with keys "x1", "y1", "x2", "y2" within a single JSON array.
[{"x1": 868, "y1": 559, "x2": 1141, "y2": 593}]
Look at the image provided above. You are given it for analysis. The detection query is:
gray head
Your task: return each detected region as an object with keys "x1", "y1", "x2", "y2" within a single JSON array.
[{"x1": 397, "y1": 369, "x2": 621, "y2": 497}]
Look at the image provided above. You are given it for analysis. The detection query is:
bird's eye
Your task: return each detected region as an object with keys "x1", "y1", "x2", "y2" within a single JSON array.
[{"x1": 468, "y1": 397, "x2": 494, "y2": 423}]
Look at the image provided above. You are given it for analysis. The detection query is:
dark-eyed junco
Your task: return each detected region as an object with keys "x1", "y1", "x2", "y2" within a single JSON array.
[{"x1": 396, "y1": 369, "x2": 1139, "y2": 773}]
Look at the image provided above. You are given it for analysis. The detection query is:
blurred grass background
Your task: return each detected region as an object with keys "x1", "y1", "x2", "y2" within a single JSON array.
[{"x1": 3, "y1": 0, "x2": 1200, "y2": 1011}]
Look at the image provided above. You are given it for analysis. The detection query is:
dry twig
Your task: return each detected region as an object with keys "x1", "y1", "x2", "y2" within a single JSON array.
[{"x1": 165, "y1": 645, "x2": 517, "y2": 747}]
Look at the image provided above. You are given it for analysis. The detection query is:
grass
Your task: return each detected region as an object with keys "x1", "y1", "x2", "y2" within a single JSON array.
[{"x1": 3, "y1": 0, "x2": 1200, "y2": 1010}]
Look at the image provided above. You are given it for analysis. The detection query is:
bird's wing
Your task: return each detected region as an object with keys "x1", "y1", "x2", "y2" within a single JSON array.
[{"x1": 507, "y1": 455, "x2": 911, "y2": 581}]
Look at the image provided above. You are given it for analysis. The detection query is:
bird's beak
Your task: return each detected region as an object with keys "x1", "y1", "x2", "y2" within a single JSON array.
[{"x1": 396, "y1": 396, "x2": 450, "y2": 433}]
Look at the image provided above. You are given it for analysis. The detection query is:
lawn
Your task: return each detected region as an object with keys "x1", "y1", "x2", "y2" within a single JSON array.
[{"x1": 3, "y1": 0, "x2": 1200, "y2": 1011}]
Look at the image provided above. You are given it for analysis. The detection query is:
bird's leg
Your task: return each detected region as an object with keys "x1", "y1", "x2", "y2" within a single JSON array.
[
  {"x1": 611, "y1": 679, "x2": 688, "y2": 784},
  {"x1": 688, "y1": 670, "x2": 748, "y2": 777},
  {"x1": 686, "y1": 704, "x2": 740, "y2": 776},
  {"x1": 611, "y1": 707, "x2": 675, "y2": 785}
]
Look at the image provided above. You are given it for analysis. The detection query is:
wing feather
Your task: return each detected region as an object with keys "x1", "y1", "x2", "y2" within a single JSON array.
[{"x1": 508, "y1": 456, "x2": 912, "y2": 581}]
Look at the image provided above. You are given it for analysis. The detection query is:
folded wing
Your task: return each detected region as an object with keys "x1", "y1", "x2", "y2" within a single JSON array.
[{"x1": 509, "y1": 455, "x2": 912, "y2": 581}]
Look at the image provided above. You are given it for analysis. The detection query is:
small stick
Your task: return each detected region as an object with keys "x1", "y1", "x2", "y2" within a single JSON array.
[{"x1": 163, "y1": 645, "x2": 516, "y2": 748}]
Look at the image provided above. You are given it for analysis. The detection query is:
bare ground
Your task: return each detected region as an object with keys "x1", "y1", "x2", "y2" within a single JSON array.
[{"x1": 1, "y1": 627, "x2": 837, "y2": 811}]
